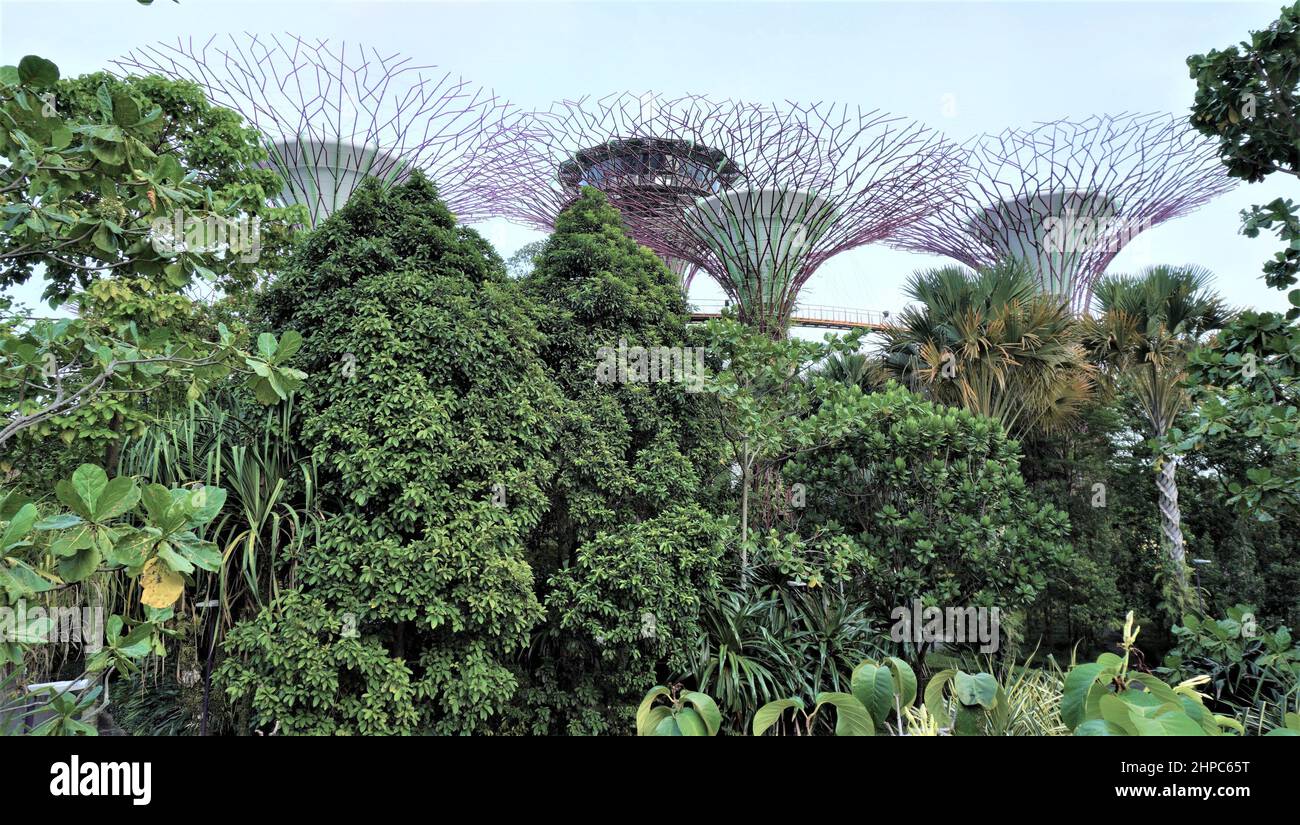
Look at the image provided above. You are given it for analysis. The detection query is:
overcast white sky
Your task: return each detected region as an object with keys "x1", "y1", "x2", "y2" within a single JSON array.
[{"x1": 2, "y1": 0, "x2": 1296, "y2": 318}]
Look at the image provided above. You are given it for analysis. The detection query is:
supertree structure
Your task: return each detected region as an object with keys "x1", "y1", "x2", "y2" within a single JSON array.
[
  {"x1": 114, "y1": 34, "x2": 511, "y2": 226},
  {"x1": 486, "y1": 93, "x2": 965, "y2": 334},
  {"x1": 890, "y1": 112, "x2": 1236, "y2": 313},
  {"x1": 480, "y1": 92, "x2": 740, "y2": 291}
]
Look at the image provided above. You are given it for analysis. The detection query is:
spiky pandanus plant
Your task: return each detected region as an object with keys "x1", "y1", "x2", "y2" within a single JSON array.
[
  {"x1": 879, "y1": 259, "x2": 1095, "y2": 441},
  {"x1": 1082, "y1": 265, "x2": 1230, "y2": 603}
]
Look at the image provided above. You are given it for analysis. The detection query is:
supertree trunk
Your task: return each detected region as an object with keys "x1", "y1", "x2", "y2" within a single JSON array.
[{"x1": 1156, "y1": 455, "x2": 1190, "y2": 595}]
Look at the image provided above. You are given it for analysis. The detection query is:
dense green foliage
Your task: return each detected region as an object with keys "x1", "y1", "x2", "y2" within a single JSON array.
[
  {"x1": 1, "y1": 57, "x2": 303, "y2": 485},
  {"x1": 219, "y1": 174, "x2": 563, "y2": 734},
  {"x1": 785, "y1": 383, "x2": 1072, "y2": 631},
  {"x1": 1188, "y1": 1, "x2": 1300, "y2": 295},
  {"x1": 1158, "y1": 605, "x2": 1300, "y2": 733},
  {"x1": 8, "y1": 7, "x2": 1300, "y2": 739},
  {"x1": 506, "y1": 189, "x2": 728, "y2": 734}
]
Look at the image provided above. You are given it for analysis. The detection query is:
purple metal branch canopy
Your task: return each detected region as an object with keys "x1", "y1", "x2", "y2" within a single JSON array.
[
  {"x1": 114, "y1": 34, "x2": 512, "y2": 227},
  {"x1": 890, "y1": 112, "x2": 1236, "y2": 313},
  {"x1": 484, "y1": 93, "x2": 965, "y2": 334}
]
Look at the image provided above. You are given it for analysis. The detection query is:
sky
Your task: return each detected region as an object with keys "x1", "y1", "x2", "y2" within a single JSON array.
[{"x1": 2, "y1": 0, "x2": 1296, "y2": 319}]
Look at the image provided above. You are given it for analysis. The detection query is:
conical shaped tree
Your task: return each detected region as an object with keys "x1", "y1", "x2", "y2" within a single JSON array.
[
  {"x1": 512, "y1": 188, "x2": 728, "y2": 734},
  {"x1": 522, "y1": 186, "x2": 722, "y2": 546},
  {"x1": 1083, "y1": 264, "x2": 1230, "y2": 603},
  {"x1": 219, "y1": 173, "x2": 564, "y2": 734}
]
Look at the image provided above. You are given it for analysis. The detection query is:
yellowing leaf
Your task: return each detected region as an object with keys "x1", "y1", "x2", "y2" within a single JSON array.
[{"x1": 139, "y1": 557, "x2": 184, "y2": 608}]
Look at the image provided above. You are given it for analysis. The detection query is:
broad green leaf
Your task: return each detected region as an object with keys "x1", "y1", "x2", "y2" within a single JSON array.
[
  {"x1": 636, "y1": 686, "x2": 671, "y2": 735},
  {"x1": 57, "y1": 545, "x2": 101, "y2": 582},
  {"x1": 923, "y1": 668, "x2": 957, "y2": 722},
  {"x1": 851, "y1": 662, "x2": 893, "y2": 723},
  {"x1": 638, "y1": 706, "x2": 672, "y2": 736},
  {"x1": 1129, "y1": 673, "x2": 1181, "y2": 706},
  {"x1": 0, "y1": 503, "x2": 37, "y2": 550},
  {"x1": 177, "y1": 539, "x2": 221, "y2": 573},
  {"x1": 54, "y1": 479, "x2": 92, "y2": 520},
  {"x1": 884, "y1": 657, "x2": 918, "y2": 710},
  {"x1": 156, "y1": 543, "x2": 194, "y2": 574},
  {"x1": 753, "y1": 697, "x2": 803, "y2": 736},
  {"x1": 954, "y1": 670, "x2": 999, "y2": 709},
  {"x1": 116, "y1": 623, "x2": 154, "y2": 659},
  {"x1": 682, "y1": 691, "x2": 721, "y2": 736},
  {"x1": 71, "y1": 465, "x2": 108, "y2": 516},
  {"x1": 674, "y1": 707, "x2": 708, "y2": 736},
  {"x1": 50, "y1": 523, "x2": 94, "y2": 557},
  {"x1": 1075, "y1": 719, "x2": 1128, "y2": 736},
  {"x1": 1061, "y1": 663, "x2": 1106, "y2": 730},
  {"x1": 275, "y1": 330, "x2": 303, "y2": 362},
  {"x1": 257, "y1": 332, "x2": 276, "y2": 360},
  {"x1": 93, "y1": 476, "x2": 140, "y2": 521},
  {"x1": 140, "y1": 484, "x2": 172, "y2": 526},
  {"x1": 34, "y1": 513, "x2": 83, "y2": 531},
  {"x1": 17, "y1": 55, "x2": 59, "y2": 86},
  {"x1": 1129, "y1": 706, "x2": 1208, "y2": 737},
  {"x1": 814, "y1": 692, "x2": 874, "y2": 736},
  {"x1": 186, "y1": 486, "x2": 226, "y2": 526},
  {"x1": 3, "y1": 561, "x2": 54, "y2": 594},
  {"x1": 653, "y1": 715, "x2": 682, "y2": 736},
  {"x1": 0, "y1": 491, "x2": 30, "y2": 521},
  {"x1": 1098, "y1": 693, "x2": 1138, "y2": 735},
  {"x1": 109, "y1": 529, "x2": 153, "y2": 568}
]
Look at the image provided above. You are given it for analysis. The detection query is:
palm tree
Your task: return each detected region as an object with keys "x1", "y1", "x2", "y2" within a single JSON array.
[
  {"x1": 1082, "y1": 264, "x2": 1230, "y2": 601},
  {"x1": 879, "y1": 259, "x2": 1095, "y2": 440},
  {"x1": 819, "y1": 351, "x2": 886, "y2": 393}
]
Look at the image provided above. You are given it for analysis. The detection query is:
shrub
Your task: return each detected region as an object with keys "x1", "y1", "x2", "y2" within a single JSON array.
[
  {"x1": 784, "y1": 383, "x2": 1073, "y2": 646},
  {"x1": 1158, "y1": 605, "x2": 1300, "y2": 732}
]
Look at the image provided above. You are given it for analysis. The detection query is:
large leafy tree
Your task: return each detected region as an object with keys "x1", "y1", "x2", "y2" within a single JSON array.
[
  {"x1": 509, "y1": 188, "x2": 727, "y2": 734},
  {"x1": 1180, "y1": 6, "x2": 1300, "y2": 522},
  {"x1": 879, "y1": 259, "x2": 1095, "y2": 440},
  {"x1": 1, "y1": 60, "x2": 294, "y2": 300},
  {"x1": 219, "y1": 174, "x2": 564, "y2": 734},
  {"x1": 1188, "y1": 1, "x2": 1300, "y2": 299},
  {"x1": 1083, "y1": 265, "x2": 1230, "y2": 600},
  {"x1": 521, "y1": 188, "x2": 723, "y2": 567},
  {"x1": 1176, "y1": 310, "x2": 1300, "y2": 521},
  {"x1": 783, "y1": 382, "x2": 1073, "y2": 652},
  {"x1": 1, "y1": 57, "x2": 303, "y2": 473}
]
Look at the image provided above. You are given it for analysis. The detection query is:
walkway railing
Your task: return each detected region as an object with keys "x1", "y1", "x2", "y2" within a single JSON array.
[{"x1": 687, "y1": 300, "x2": 894, "y2": 331}]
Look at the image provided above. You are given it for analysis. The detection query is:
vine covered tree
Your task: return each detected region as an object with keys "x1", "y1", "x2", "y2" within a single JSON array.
[
  {"x1": 511, "y1": 188, "x2": 727, "y2": 734},
  {"x1": 219, "y1": 174, "x2": 565, "y2": 734}
]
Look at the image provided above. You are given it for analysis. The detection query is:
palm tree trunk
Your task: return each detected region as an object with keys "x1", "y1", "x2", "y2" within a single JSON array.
[{"x1": 1156, "y1": 455, "x2": 1190, "y2": 598}]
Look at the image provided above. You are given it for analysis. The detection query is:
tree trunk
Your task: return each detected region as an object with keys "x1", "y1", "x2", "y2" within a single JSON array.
[
  {"x1": 1156, "y1": 455, "x2": 1190, "y2": 598},
  {"x1": 739, "y1": 461, "x2": 751, "y2": 573}
]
